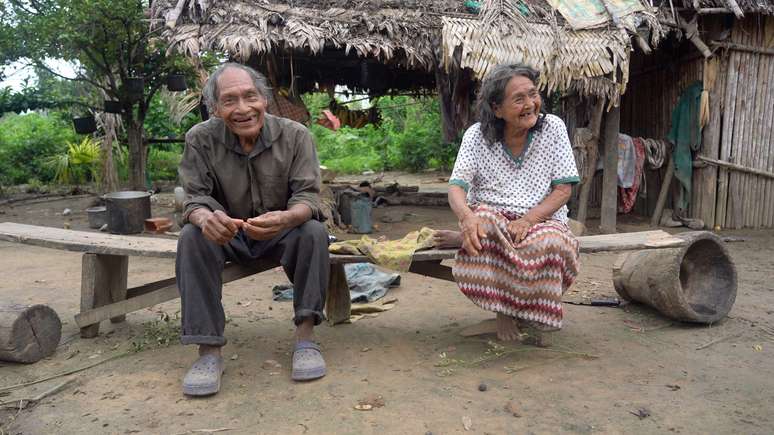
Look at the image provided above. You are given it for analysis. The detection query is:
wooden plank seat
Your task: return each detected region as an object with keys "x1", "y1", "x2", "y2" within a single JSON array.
[{"x1": 0, "y1": 222, "x2": 688, "y2": 338}]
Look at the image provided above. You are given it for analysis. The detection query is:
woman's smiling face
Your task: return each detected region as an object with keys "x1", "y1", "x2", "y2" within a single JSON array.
[{"x1": 493, "y1": 75, "x2": 541, "y2": 132}]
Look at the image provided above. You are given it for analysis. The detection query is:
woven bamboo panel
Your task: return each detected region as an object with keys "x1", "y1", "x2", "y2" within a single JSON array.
[{"x1": 442, "y1": 16, "x2": 631, "y2": 99}]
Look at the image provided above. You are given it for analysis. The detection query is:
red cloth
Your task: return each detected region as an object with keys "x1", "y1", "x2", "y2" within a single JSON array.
[
  {"x1": 316, "y1": 109, "x2": 341, "y2": 131},
  {"x1": 618, "y1": 137, "x2": 646, "y2": 213}
]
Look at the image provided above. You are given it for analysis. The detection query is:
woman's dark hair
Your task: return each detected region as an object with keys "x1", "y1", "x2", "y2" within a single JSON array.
[{"x1": 476, "y1": 63, "x2": 546, "y2": 145}]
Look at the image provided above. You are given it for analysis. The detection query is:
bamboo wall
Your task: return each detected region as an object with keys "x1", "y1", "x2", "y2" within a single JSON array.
[{"x1": 620, "y1": 15, "x2": 774, "y2": 229}]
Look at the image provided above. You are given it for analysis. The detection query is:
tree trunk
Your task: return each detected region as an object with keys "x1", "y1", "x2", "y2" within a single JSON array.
[
  {"x1": 126, "y1": 120, "x2": 146, "y2": 191},
  {"x1": 100, "y1": 114, "x2": 120, "y2": 193}
]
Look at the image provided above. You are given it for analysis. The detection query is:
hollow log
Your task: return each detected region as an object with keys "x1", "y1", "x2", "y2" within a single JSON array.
[
  {"x1": 0, "y1": 304, "x2": 62, "y2": 363},
  {"x1": 612, "y1": 231, "x2": 736, "y2": 323}
]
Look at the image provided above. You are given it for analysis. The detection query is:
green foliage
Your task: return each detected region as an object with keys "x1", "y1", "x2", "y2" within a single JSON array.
[
  {"x1": 44, "y1": 136, "x2": 101, "y2": 185},
  {"x1": 147, "y1": 147, "x2": 182, "y2": 181},
  {"x1": 143, "y1": 93, "x2": 199, "y2": 142},
  {"x1": 303, "y1": 94, "x2": 459, "y2": 174},
  {"x1": 0, "y1": 112, "x2": 77, "y2": 185},
  {"x1": 130, "y1": 312, "x2": 181, "y2": 353}
]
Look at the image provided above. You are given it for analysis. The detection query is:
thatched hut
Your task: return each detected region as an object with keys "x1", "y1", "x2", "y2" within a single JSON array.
[
  {"x1": 616, "y1": 0, "x2": 774, "y2": 229},
  {"x1": 151, "y1": 0, "x2": 663, "y2": 136}
]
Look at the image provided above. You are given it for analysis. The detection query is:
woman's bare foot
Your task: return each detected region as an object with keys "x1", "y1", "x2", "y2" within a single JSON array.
[
  {"x1": 433, "y1": 230, "x2": 463, "y2": 249},
  {"x1": 496, "y1": 313, "x2": 523, "y2": 342}
]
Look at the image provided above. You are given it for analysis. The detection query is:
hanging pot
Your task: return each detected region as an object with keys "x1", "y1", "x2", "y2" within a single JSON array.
[
  {"x1": 166, "y1": 74, "x2": 188, "y2": 91},
  {"x1": 103, "y1": 100, "x2": 122, "y2": 114},
  {"x1": 72, "y1": 116, "x2": 97, "y2": 134},
  {"x1": 123, "y1": 77, "x2": 144, "y2": 101}
]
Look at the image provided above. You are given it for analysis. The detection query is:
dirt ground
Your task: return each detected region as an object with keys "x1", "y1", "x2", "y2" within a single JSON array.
[{"x1": 1, "y1": 173, "x2": 773, "y2": 435}]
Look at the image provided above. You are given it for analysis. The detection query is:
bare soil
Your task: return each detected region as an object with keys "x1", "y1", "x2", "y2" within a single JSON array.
[{"x1": 1, "y1": 173, "x2": 773, "y2": 435}]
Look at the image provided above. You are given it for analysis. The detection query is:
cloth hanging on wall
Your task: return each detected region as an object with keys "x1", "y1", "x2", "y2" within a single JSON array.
[{"x1": 667, "y1": 81, "x2": 704, "y2": 213}]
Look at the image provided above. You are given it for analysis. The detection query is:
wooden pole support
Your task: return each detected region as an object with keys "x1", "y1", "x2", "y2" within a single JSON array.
[
  {"x1": 325, "y1": 264, "x2": 351, "y2": 325},
  {"x1": 577, "y1": 97, "x2": 606, "y2": 225},
  {"x1": 79, "y1": 253, "x2": 128, "y2": 338},
  {"x1": 600, "y1": 103, "x2": 620, "y2": 234}
]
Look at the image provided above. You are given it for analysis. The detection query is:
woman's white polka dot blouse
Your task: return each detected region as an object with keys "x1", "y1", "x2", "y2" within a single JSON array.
[{"x1": 449, "y1": 114, "x2": 580, "y2": 223}]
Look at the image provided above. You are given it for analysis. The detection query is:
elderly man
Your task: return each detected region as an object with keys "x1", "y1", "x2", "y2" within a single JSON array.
[{"x1": 176, "y1": 63, "x2": 329, "y2": 396}]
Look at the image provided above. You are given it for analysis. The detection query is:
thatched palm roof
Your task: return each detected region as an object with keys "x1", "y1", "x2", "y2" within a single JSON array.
[{"x1": 151, "y1": 0, "x2": 665, "y2": 99}]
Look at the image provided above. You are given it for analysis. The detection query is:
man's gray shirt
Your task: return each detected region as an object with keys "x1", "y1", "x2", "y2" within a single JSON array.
[{"x1": 179, "y1": 114, "x2": 323, "y2": 222}]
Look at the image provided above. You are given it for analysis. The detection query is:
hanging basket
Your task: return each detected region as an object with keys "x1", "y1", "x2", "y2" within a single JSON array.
[
  {"x1": 103, "y1": 100, "x2": 122, "y2": 114},
  {"x1": 72, "y1": 116, "x2": 97, "y2": 134},
  {"x1": 166, "y1": 74, "x2": 188, "y2": 91},
  {"x1": 123, "y1": 77, "x2": 144, "y2": 101}
]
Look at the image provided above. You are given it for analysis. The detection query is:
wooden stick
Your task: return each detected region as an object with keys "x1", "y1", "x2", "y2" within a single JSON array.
[
  {"x1": 0, "y1": 352, "x2": 130, "y2": 393},
  {"x1": 0, "y1": 379, "x2": 74, "y2": 409},
  {"x1": 695, "y1": 332, "x2": 744, "y2": 350},
  {"x1": 722, "y1": 0, "x2": 745, "y2": 19},
  {"x1": 651, "y1": 155, "x2": 674, "y2": 226}
]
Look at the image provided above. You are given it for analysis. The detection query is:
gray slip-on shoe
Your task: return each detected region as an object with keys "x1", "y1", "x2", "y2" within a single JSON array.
[
  {"x1": 182, "y1": 353, "x2": 225, "y2": 396},
  {"x1": 291, "y1": 341, "x2": 326, "y2": 381}
]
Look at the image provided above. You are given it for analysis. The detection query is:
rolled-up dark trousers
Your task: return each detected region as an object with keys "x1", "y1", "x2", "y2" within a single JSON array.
[{"x1": 175, "y1": 220, "x2": 330, "y2": 347}]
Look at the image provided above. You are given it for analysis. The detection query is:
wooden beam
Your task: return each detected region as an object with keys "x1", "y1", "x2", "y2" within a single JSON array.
[
  {"x1": 409, "y1": 260, "x2": 455, "y2": 282},
  {"x1": 74, "y1": 262, "x2": 275, "y2": 330},
  {"x1": 696, "y1": 155, "x2": 774, "y2": 180},
  {"x1": 711, "y1": 41, "x2": 774, "y2": 56},
  {"x1": 600, "y1": 103, "x2": 620, "y2": 234},
  {"x1": 723, "y1": 0, "x2": 745, "y2": 18}
]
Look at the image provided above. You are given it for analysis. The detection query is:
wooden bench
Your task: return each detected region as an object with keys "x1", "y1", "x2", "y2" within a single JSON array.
[{"x1": 0, "y1": 222, "x2": 688, "y2": 338}]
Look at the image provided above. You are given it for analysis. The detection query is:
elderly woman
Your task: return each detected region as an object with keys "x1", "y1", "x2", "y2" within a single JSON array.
[{"x1": 446, "y1": 64, "x2": 580, "y2": 342}]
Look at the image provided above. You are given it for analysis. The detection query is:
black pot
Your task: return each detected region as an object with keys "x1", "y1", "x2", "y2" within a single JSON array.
[
  {"x1": 104, "y1": 100, "x2": 122, "y2": 113},
  {"x1": 123, "y1": 77, "x2": 144, "y2": 101},
  {"x1": 103, "y1": 191, "x2": 151, "y2": 234},
  {"x1": 166, "y1": 74, "x2": 188, "y2": 91},
  {"x1": 72, "y1": 116, "x2": 97, "y2": 134}
]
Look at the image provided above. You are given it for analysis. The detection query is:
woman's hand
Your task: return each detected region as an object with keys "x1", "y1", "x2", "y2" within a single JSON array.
[
  {"x1": 507, "y1": 217, "x2": 534, "y2": 243},
  {"x1": 460, "y1": 213, "x2": 488, "y2": 256}
]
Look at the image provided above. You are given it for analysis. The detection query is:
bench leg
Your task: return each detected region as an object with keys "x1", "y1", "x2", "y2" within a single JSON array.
[
  {"x1": 325, "y1": 263, "x2": 351, "y2": 325},
  {"x1": 80, "y1": 253, "x2": 128, "y2": 338}
]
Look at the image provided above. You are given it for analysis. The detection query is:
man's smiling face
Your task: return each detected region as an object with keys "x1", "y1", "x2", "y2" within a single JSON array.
[{"x1": 213, "y1": 67, "x2": 268, "y2": 142}]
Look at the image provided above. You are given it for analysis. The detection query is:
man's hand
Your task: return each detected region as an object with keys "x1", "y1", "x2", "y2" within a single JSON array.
[
  {"x1": 194, "y1": 209, "x2": 243, "y2": 245},
  {"x1": 460, "y1": 213, "x2": 487, "y2": 256},
  {"x1": 506, "y1": 217, "x2": 534, "y2": 244},
  {"x1": 244, "y1": 211, "x2": 288, "y2": 241}
]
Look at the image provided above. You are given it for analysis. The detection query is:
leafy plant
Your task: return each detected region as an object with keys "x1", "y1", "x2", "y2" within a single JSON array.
[
  {"x1": 44, "y1": 137, "x2": 101, "y2": 185},
  {"x1": 0, "y1": 112, "x2": 77, "y2": 185}
]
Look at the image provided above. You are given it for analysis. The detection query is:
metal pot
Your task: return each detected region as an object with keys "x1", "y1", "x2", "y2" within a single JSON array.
[
  {"x1": 85, "y1": 206, "x2": 107, "y2": 229},
  {"x1": 103, "y1": 191, "x2": 151, "y2": 234}
]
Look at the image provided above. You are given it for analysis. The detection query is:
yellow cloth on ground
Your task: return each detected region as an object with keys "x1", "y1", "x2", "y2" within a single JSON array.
[{"x1": 329, "y1": 227, "x2": 437, "y2": 272}]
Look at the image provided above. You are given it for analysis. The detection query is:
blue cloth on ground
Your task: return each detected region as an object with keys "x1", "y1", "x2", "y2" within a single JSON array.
[{"x1": 271, "y1": 263, "x2": 401, "y2": 303}]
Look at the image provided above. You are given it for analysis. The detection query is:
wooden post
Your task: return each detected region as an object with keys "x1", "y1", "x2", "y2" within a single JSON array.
[
  {"x1": 80, "y1": 253, "x2": 128, "y2": 338},
  {"x1": 325, "y1": 264, "x2": 351, "y2": 325},
  {"x1": 600, "y1": 103, "x2": 620, "y2": 234},
  {"x1": 577, "y1": 97, "x2": 606, "y2": 225}
]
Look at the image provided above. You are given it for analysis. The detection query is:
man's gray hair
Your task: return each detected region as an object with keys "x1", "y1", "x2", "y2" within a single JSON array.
[{"x1": 202, "y1": 63, "x2": 271, "y2": 112}]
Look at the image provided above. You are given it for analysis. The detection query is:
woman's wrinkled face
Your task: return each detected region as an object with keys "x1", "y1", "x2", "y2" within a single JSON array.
[{"x1": 493, "y1": 75, "x2": 541, "y2": 132}]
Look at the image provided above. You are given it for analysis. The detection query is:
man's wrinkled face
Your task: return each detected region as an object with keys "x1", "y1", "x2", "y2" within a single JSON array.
[{"x1": 213, "y1": 68, "x2": 268, "y2": 141}]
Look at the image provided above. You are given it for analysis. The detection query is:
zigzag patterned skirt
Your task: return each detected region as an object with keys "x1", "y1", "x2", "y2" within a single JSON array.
[{"x1": 452, "y1": 205, "x2": 580, "y2": 329}]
